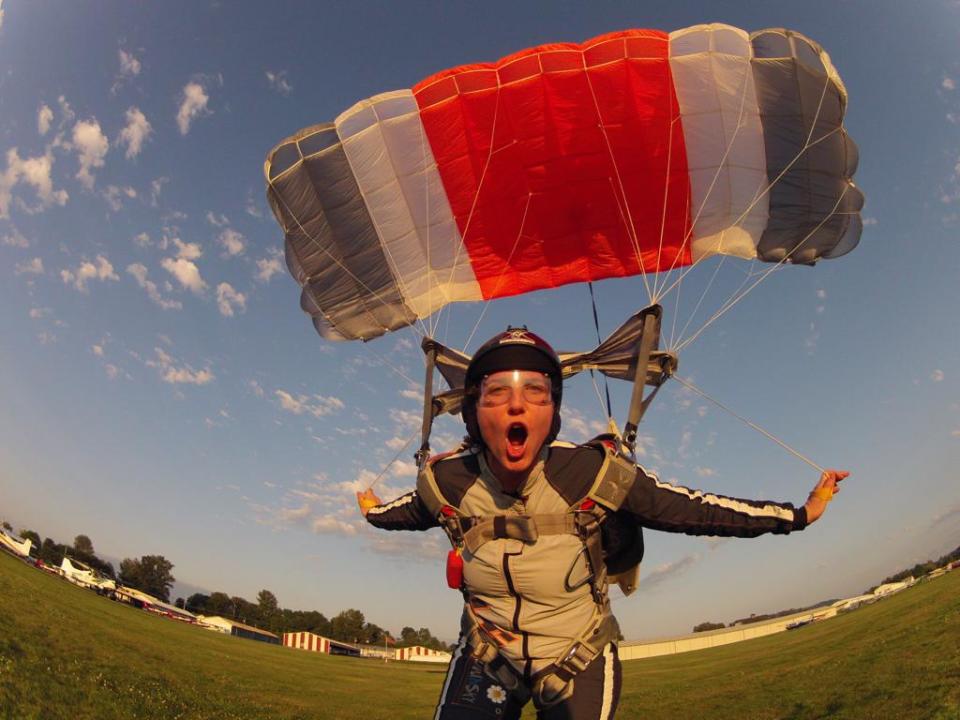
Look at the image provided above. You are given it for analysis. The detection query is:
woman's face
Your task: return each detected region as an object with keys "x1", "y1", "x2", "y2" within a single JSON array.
[{"x1": 476, "y1": 370, "x2": 555, "y2": 483}]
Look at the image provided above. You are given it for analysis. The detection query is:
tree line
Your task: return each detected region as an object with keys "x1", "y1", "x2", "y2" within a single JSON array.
[
  {"x1": 2, "y1": 521, "x2": 449, "y2": 651},
  {"x1": 179, "y1": 591, "x2": 447, "y2": 650}
]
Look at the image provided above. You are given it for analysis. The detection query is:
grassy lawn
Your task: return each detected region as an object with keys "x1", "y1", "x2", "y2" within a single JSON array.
[{"x1": 1, "y1": 551, "x2": 958, "y2": 719}]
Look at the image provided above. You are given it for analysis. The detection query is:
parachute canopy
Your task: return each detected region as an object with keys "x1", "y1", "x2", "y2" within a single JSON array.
[{"x1": 265, "y1": 24, "x2": 863, "y2": 343}]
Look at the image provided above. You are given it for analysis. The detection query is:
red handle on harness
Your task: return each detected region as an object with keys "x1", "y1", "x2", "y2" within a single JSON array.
[{"x1": 446, "y1": 548, "x2": 464, "y2": 589}]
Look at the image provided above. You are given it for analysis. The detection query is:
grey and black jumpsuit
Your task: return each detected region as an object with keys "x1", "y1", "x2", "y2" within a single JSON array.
[{"x1": 365, "y1": 441, "x2": 807, "y2": 720}]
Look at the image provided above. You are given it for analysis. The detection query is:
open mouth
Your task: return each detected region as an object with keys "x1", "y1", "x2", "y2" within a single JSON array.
[{"x1": 506, "y1": 423, "x2": 528, "y2": 459}]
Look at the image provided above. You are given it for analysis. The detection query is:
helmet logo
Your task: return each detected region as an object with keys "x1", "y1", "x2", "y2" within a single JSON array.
[{"x1": 500, "y1": 329, "x2": 535, "y2": 345}]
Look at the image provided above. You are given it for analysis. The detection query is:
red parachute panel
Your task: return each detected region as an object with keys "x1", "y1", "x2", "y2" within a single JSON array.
[{"x1": 413, "y1": 29, "x2": 694, "y2": 301}]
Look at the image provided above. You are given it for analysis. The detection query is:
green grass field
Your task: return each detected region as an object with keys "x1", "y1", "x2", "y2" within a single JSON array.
[{"x1": 1, "y1": 551, "x2": 958, "y2": 720}]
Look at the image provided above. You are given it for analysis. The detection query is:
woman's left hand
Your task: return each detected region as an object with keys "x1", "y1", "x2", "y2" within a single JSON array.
[{"x1": 804, "y1": 469, "x2": 849, "y2": 525}]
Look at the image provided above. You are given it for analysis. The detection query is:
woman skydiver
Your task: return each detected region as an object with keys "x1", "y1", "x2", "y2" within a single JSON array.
[{"x1": 357, "y1": 328, "x2": 847, "y2": 720}]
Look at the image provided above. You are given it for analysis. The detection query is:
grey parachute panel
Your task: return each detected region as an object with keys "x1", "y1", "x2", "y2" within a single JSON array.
[
  {"x1": 265, "y1": 124, "x2": 418, "y2": 341},
  {"x1": 749, "y1": 29, "x2": 865, "y2": 265}
]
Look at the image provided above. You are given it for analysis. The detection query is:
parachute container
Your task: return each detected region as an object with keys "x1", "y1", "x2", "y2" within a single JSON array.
[{"x1": 265, "y1": 25, "x2": 863, "y2": 342}]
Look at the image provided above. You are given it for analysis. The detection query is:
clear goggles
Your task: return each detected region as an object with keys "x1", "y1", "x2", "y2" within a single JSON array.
[{"x1": 478, "y1": 370, "x2": 554, "y2": 407}]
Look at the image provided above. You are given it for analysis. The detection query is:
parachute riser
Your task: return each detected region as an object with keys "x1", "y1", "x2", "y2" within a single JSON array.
[
  {"x1": 621, "y1": 307, "x2": 677, "y2": 460},
  {"x1": 415, "y1": 339, "x2": 439, "y2": 471}
]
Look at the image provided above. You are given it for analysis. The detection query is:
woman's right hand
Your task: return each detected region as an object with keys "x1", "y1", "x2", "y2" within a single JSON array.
[{"x1": 356, "y1": 489, "x2": 382, "y2": 517}]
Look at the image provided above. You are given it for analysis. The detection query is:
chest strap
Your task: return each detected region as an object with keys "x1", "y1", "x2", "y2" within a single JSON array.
[{"x1": 459, "y1": 513, "x2": 578, "y2": 555}]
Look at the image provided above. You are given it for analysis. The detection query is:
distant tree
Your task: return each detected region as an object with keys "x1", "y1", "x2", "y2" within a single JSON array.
[
  {"x1": 73, "y1": 534, "x2": 95, "y2": 555},
  {"x1": 119, "y1": 558, "x2": 142, "y2": 588},
  {"x1": 1, "y1": 521, "x2": 11, "y2": 532},
  {"x1": 693, "y1": 622, "x2": 726, "y2": 633},
  {"x1": 330, "y1": 609, "x2": 366, "y2": 643},
  {"x1": 186, "y1": 593, "x2": 210, "y2": 615},
  {"x1": 364, "y1": 623, "x2": 385, "y2": 644},
  {"x1": 400, "y1": 626, "x2": 418, "y2": 646},
  {"x1": 40, "y1": 538, "x2": 66, "y2": 566},
  {"x1": 138, "y1": 555, "x2": 175, "y2": 602},
  {"x1": 175, "y1": 597, "x2": 185, "y2": 610},
  {"x1": 232, "y1": 596, "x2": 256, "y2": 624},
  {"x1": 119, "y1": 556, "x2": 175, "y2": 601},
  {"x1": 257, "y1": 589, "x2": 278, "y2": 615},
  {"x1": 206, "y1": 592, "x2": 233, "y2": 617}
]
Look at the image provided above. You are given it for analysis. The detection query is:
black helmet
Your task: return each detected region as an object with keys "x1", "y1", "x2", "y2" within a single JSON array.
[{"x1": 461, "y1": 327, "x2": 563, "y2": 445}]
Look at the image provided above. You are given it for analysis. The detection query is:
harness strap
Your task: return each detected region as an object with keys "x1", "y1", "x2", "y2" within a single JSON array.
[
  {"x1": 586, "y1": 449, "x2": 637, "y2": 511},
  {"x1": 528, "y1": 610, "x2": 620, "y2": 707},
  {"x1": 460, "y1": 513, "x2": 578, "y2": 554}
]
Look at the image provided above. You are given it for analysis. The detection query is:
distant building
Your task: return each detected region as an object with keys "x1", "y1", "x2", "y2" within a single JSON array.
[
  {"x1": 282, "y1": 631, "x2": 359, "y2": 656},
  {"x1": 199, "y1": 615, "x2": 279, "y2": 644},
  {"x1": 395, "y1": 646, "x2": 452, "y2": 663}
]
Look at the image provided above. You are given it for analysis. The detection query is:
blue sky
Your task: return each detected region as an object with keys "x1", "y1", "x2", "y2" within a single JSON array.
[{"x1": 1, "y1": 0, "x2": 958, "y2": 641}]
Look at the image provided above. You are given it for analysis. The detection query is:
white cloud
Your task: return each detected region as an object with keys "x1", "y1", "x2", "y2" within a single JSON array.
[
  {"x1": 118, "y1": 49, "x2": 141, "y2": 79},
  {"x1": 248, "y1": 379, "x2": 265, "y2": 398},
  {"x1": 144, "y1": 346, "x2": 214, "y2": 385},
  {"x1": 216, "y1": 282, "x2": 246, "y2": 317},
  {"x1": 14, "y1": 257, "x2": 43, "y2": 275},
  {"x1": 161, "y1": 257, "x2": 206, "y2": 294},
  {"x1": 0, "y1": 1, "x2": 4, "y2": 31},
  {"x1": 133, "y1": 231, "x2": 151, "y2": 248},
  {"x1": 57, "y1": 96, "x2": 75, "y2": 127},
  {"x1": 944, "y1": 76, "x2": 956, "y2": 91},
  {"x1": 391, "y1": 460, "x2": 418, "y2": 478},
  {"x1": 118, "y1": 107, "x2": 152, "y2": 159},
  {"x1": 1, "y1": 226, "x2": 29, "y2": 247},
  {"x1": 72, "y1": 119, "x2": 109, "y2": 190},
  {"x1": 127, "y1": 263, "x2": 182, "y2": 310},
  {"x1": 149, "y1": 177, "x2": 168, "y2": 206},
  {"x1": 862, "y1": 216, "x2": 878, "y2": 226},
  {"x1": 693, "y1": 466, "x2": 716, "y2": 478},
  {"x1": 244, "y1": 190, "x2": 263, "y2": 218},
  {"x1": 172, "y1": 237, "x2": 202, "y2": 260},
  {"x1": 399, "y1": 388, "x2": 421, "y2": 400},
  {"x1": 255, "y1": 248, "x2": 284, "y2": 283},
  {"x1": 275, "y1": 390, "x2": 345, "y2": 418},
  {"x1": 37, "y1": 105, "x2": 53, "y2": 136},
  {"x1": 217, "y1": 228, "x2": 245, "y2": 256},
  {"x1": 0, "y1": 148, "x2": 69, "y2": 218},
  {"x1": 205, "y1": 211, "x2": 229, "y2": 227},
  {"x1": 311, "y1": 516, "x2": 358, "y2": 536},
  {"x1": 28, "y1": 307, "x2": 51, "y2": 320},
  {"x1": 92, "y1": 344, "x2": 104, "y2": 356},
  {"x1": 60, "y1": 255, "x2": 119, "y2": 292},
  {"x1": 176, "y1": 82, "x2": 210, "y2": 135},
  {"x1": 103, "y1": 184, "x2": 137, "y2": 212},
  {"x1": 560, "y1": 407, "x2": 592, "y2": 443},
  {"x1": 641, "y1": 553, "x2": 701, "y2": 590},
  {"x1": 389, "y1": 407, "x2": 421, "y2": 431},
  {"x1": 931, "y1": 369, "x2": 945, "y2": 382},
  {"x1": 385, "y1": 435, "x2": 409, "y2": 451},
  {"x1": 932, "y1": 502, "x2": 960, "y2": 525},
  {"x1": 265, "y1": 70, "x2": 293, "y2": 96}
]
